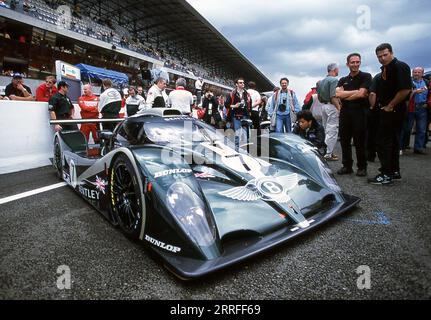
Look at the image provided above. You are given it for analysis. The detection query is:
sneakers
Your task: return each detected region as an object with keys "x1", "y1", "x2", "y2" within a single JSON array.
[
  {"x1": 368, "y1": 174, "x2": 393, "y2": 185},
  {"x1": 356, "y1": 168, "x2": 367, "y2": 177},
  {"x1": 337, "y1": 167, "x2": 353, "y2": 175},
  {"x1": 391, "y1": 172, "x2": 402, "y2": 181},
  {"x1": 324, "y1": 154, "x2": 339, "y2": 161}
]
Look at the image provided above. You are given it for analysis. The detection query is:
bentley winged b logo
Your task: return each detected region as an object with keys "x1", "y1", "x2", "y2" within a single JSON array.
[{"x1": 219, "y1": 174, "x2": 300, "y2": 203}]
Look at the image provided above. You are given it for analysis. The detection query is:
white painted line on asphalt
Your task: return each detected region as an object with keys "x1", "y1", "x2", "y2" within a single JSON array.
[{"x1": 0, "y1": 182, "x2": 67, "y2": 205}]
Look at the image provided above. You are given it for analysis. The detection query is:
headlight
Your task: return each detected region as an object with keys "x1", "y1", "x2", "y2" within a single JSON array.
[{"x1": 167, "y1": 182, "x2": 216, "y2": 247}]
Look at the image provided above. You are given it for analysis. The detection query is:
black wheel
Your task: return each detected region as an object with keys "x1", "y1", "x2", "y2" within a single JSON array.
[
  {"x1": 53, "y1": 138, "x2": 63, "y2": 179},
  {"x1": 110, "y1": 154, "x2": 144, "y2": 239}
]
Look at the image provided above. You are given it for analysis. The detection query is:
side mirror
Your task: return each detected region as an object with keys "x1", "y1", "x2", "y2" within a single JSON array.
[{"x1": 99, "y1": 131, "x2": 113, "y2": 140}]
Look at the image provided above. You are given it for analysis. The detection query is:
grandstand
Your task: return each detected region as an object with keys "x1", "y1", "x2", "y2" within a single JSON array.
[{"x1": 0, "y1": 0, "x2": 274, "y2": 94}]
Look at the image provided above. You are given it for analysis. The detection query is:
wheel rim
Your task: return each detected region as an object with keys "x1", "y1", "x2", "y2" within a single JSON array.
[
  {"x1": 54, "y1": 142, "x2": 62, "y2": 173},
  {"x1": 111, "y1": 163, "x2": 141, "y2": 231}
]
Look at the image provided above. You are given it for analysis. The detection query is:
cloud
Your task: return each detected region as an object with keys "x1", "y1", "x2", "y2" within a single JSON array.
[{"x1": 186, "y1": 0, "x2": 431, "y2": 100}]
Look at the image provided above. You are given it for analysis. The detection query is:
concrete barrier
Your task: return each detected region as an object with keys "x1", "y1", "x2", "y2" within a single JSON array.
[{"x1": 0, "y1": 101, "x2": 54, "y2": 174}]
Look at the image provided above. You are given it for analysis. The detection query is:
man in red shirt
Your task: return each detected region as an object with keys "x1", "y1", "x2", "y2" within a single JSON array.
[
  {"x1": 78, "y1": 84, "x2": 100, "y2": 143},
  {"x1": 36, "y1": 76, "x2": 57, "y2": 102}
]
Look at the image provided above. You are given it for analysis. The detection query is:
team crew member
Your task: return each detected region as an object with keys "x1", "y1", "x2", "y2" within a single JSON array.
[
  {"x1": 225, "y1": 77, "x2": 252, "y2": 151},
  {"x1": 125, "y1": 86, "x2": 145, "y2": 117},
  {"x1": 293, "y1": 110, "x2": 326, "y2": 156},
  {"x1": 146, "y1": 77, "x2": 169, "y2": 108},
  {"x1": 79, "y1": 84, "x2": 99, "y2": 142},
  {"x1": 336, "y1": 53, "x2": 372, "y2": 177},
  {"x1": 49, "y1": 81, "x2": 77, "y2": 132},
  {"x1": 36, "y1": 76, "x2": 57, "y2": 102},
  {"x1": 5, "y1": 73, "x2": 34, "y2": 101},
  {"x1": 369, "y1": 43, "x2": 411, "y2": 185},
  {"x1": 168, "y1": 78, "x2": 193, "y2": 115},
  {"x1": 317, "y1": 63, "x2": 342, "y2": 161},
  {"x1": 98, "y1": 79, "x2": 122, "y2": 131},
  {"x1": 247, "y1": 81, "x2": 262, "y2": 131}
]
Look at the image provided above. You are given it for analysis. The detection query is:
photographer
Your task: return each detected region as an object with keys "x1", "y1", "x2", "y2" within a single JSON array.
[
  {"x1": 225, "y1": 77, "x2": 252, "y2": 150},
  {"x1": 267, "y1": 78, "x2": 301, "y2": 133},
  {"x1": 202, "y1": 90, "x2": 222, "y2": 128}
]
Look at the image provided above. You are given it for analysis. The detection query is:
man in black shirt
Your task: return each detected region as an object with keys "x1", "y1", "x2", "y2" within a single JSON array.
[
  {"x1": 336, "y1": 53, "x2": 372, "y2": 177},
  {"x1": 49, "y1": 81, "x2": 77, "y2": 132},
  {"x1": 4, "y1": 73, "x2": 34, "y2": 101},
  {"x1": 368, "y1": 43, "x2": 411, "y2": 185}
]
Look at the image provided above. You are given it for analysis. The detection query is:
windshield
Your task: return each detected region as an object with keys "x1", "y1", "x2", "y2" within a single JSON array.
[{"x1": 122, "y1": 118, "x2": 228, "y2": 146}]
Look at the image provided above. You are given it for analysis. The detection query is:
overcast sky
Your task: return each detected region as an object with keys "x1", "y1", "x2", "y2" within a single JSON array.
[{"x1": 187, "y1": 0, "x2": 431, "y2": 101}]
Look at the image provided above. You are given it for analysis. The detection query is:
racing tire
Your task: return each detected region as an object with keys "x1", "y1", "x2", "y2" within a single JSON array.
[
  {"x1": 110, "y1": 154, "x2": 144, "y2": 240},
  {"x1": 53, "y1": 138, "x2": 63, "y2": 179}
]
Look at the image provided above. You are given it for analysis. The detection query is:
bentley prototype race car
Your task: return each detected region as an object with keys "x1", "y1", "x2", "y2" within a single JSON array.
[{"x1": 52, "y1": 109, "x2": 360, "y2": 279}]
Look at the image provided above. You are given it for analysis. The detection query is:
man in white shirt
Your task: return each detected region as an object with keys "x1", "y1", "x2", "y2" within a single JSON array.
[
  {"x1": 145, "y1": 77, "x2": 169, "y2": 108},
  {"x1": 98, "y1": 79, "x2": 122, "y2": 131},
  {"x1": 168, "y1": 78, "x2": 193, "y2": 115},
  {"x1": 125, "y1": 86, "x2": 145, "y2": 117},
  {"x1": 247, "y1": 81, "x2": 262, "y2": 130}
]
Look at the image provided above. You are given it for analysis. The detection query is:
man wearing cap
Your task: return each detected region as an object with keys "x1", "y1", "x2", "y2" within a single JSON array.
[
  {"x1": 5, "y1": 73, "x2": 34, "y2": 101},
  {"x1": 49, "y1": 81, "x2": 77, "y2": 132}
]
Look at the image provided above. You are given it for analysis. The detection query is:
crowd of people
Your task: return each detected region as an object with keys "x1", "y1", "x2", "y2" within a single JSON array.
[
  {"x1": 2, "y1": 0, "x2": 234, "y2": 87},
  {"x1": 1, "y1": 42, "x2": 429, "y2": 186}
]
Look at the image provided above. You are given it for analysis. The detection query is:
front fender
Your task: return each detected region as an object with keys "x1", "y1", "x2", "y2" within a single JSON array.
[{"x1": 131, "y1": 146, "x2": 222, "y2": 260}]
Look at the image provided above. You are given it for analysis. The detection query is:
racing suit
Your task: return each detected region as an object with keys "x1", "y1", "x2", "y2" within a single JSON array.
[{"x1": 79, "y1": 94, "x2": 100, "y2": 142}]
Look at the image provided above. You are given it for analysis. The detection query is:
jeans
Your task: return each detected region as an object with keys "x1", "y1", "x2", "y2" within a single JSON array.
[
  {"x1": 275, "y1": 113, "x2": 292, "y2": 133},
  {"x1": 404, "y1": 105, "x2": 428, "y2": 151},
  {"x1": 232, "y1": 117, "x2": 249, "y2": 151}
]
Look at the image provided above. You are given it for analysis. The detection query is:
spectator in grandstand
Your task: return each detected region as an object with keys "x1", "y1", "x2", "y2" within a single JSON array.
[
  {"x1": 336, "y1": 53, "x2": 372, "y2": 177},
  {"x1": 317, "y1": 63, "x2": 341, "y2": 161},
  {"x1": 202, "y1": 90, "x2": 222, "y2": 128},
  {"x1": 99, "y1": 79, "x2": 122, "y2": 131},
  {"x1": 36, "y1": 76, "x2": 58, "y2": 102},
  {"x1": 146, "y1": 77, "x2": 169, "y2": 108},
  {"x1": 302, "y1": 81, "x2": 324, "y2": 124},
  {"x1": 247, "y1": 81, "x2": 262, "y2": 131},
  {"x1": 293, "y1": 110, "x2": 327, "y2": 156},
  {"x1": 368, "y1": 43, "x2": 411, "y2": 185},
  {"x1": 400, "y1": 67, "x2": 429, "y2": 155},
  {"x1": 125, "y1": 86, "x2": 145, "y2": 117},
  {"x1": 49, "y1": 81, "x2": 77, "y2": 132},
  {"x1": 225, "y1": 77, "x2": 252, "y2": 151},
  {"x1": 79, "y1": 84, "x2": 100, "y2": 143},
  {"x1": 267, "y1": 78, "x2": 301, "y2": 133},
  {"x1": 195, "y1": 77, "x2": 204, "y2": 105},
  {"x1": 168, "y1": 78, "x2": 194, "y2": 115},
  {"x1": 5, "y1": 73, "x2": 34, "y2": 101}
]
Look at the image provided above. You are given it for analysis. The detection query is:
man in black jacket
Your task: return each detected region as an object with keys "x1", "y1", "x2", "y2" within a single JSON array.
[
  {"x1": 202, "y1": 90, "x2": 222, "y2": 128},
  {"x1": 368, "y1": 43, "x2": 411, "y2": 185},
  {"x1": 293, "y1": 111, "x2": 326, "y2": 156}
]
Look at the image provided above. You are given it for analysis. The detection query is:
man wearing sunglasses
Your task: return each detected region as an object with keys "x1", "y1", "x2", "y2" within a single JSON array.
[{"x1": 36, "y1": 76, "x2": 58, "y2": 102}]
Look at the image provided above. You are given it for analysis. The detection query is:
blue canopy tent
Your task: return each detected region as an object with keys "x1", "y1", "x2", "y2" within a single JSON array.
[{"x1": 76, "y1": 64, "x2": 129, "y2": 88}]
